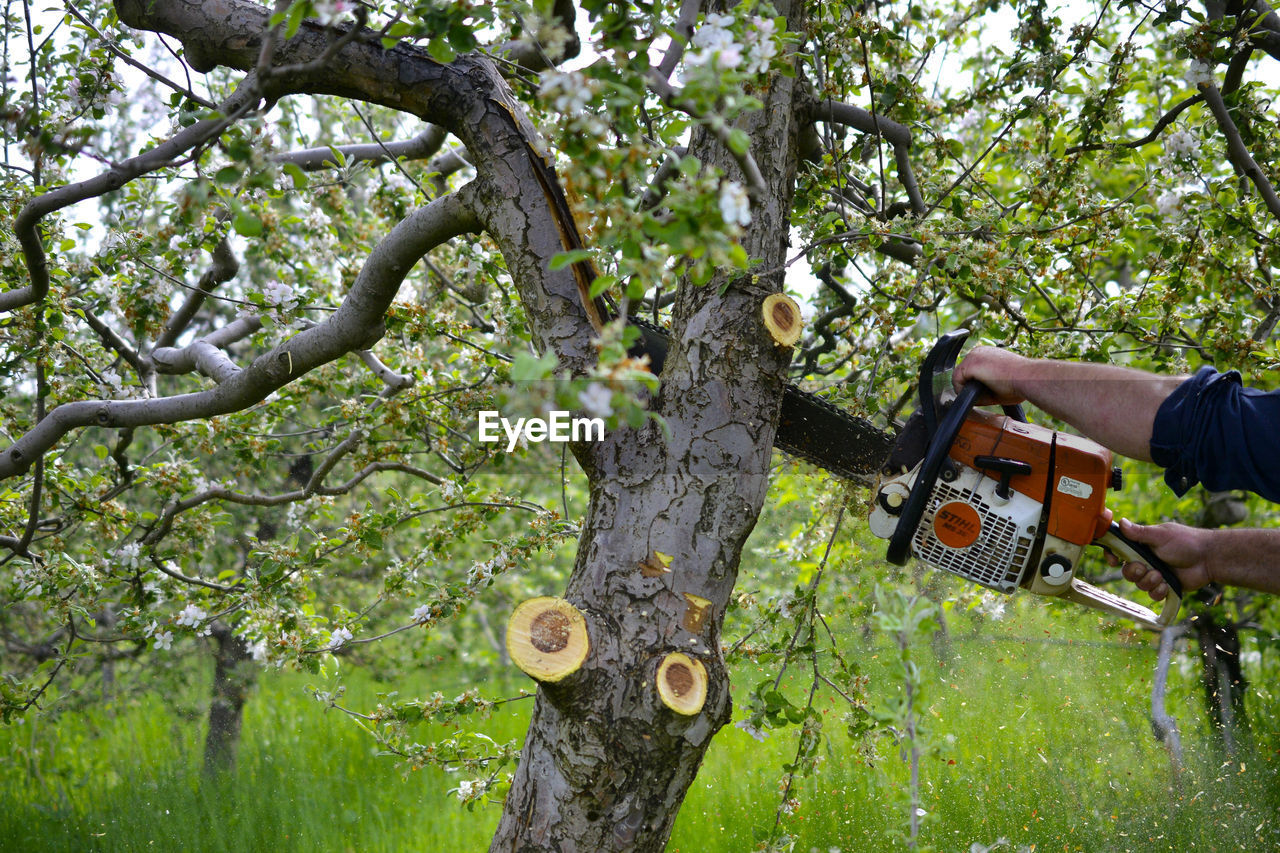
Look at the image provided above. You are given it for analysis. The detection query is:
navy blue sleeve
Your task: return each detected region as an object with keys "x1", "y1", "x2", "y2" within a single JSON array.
[{"x1": 1149, "y1": 366, "x2": 1280, "y2": 503}]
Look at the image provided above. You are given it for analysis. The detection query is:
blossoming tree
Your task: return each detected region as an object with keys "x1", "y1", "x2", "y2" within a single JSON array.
[{"x1": 3, "y1": 0, "x2": 1279, "y2": 849}]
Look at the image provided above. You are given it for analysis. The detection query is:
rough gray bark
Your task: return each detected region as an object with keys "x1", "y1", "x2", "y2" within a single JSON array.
[{"x1": 489, "y1": 5, "x2": 807, "y2": 849}]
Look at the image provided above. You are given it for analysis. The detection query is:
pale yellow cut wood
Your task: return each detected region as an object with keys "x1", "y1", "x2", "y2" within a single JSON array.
[
  {"x1": 506, "y1": 597, "x2": 589, "y2": 682},
  {"x1": 762, "y1": 293, "x2": 803, "y2": 347},
  {"x1": 681, "y1": 593, "x2": 712, "y2": 634},
  {"x1": 656, "y1": 651, "x2": 707, "y2": 715}
]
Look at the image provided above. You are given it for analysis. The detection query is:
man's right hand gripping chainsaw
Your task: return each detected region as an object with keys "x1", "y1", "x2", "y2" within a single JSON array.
[{"x1": 868, "y1": 330, "x2": 1182, "y2": 630}]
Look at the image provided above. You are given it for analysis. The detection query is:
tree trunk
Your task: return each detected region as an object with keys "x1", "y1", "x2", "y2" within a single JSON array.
[
  {"x1": 1190, "y1": 491, "x2": 1251, "y2": 756},
  {"x1": 490, "y1": 5, "x2": 807, "y2": 849},
  {"x1": 1192, "y1": 610, "x2": 1250, "y2": 755},
  {"x1": 203, "y1": 622, "x2": 255, "y2": 776}
]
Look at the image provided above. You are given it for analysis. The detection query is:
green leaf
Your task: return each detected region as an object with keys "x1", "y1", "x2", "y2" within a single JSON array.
[
  {"x1": 285, "y1": 0, "x2": 308, "y2": 39},
  {"x1": 283, "y1": 162, "x2": 308, "y2": 190},
  {"x1": 215, "y1": 165, "x2": 242, "y2": 185},
  {"x1": 428, "y1": 38, "x2": 456, "y2": 63},
  {"x1": 549, "y1": 249, "x2": 593, "y2": 271},
  {"x1": 588, "y1": 274, "x2": 617, "y2": 298},
  {"x1": 510, "y1": 351, "x2": 559, "y2": 382},
  {"x1": 233, "y1": 209, "x2": 264, "y2": 238},
  {"x1": 727, "y1": 129, "x2": 751, "y2": 156}
]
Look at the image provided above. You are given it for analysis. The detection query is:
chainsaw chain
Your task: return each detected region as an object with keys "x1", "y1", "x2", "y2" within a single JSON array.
[{"x1": 626, "y1": 315, "x2": 896, "y2": 483}]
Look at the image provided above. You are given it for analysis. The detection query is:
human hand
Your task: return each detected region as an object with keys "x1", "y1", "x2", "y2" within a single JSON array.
[
  {"x1": 952, "y1": 346, "x2": 1031, "y2": 406},
  {"x1": 1116, "y1": 518, "x2": 1213, "y2": 601}
]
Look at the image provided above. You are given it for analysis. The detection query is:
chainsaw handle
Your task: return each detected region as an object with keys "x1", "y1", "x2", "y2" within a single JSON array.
[
  {"x1": 887, "y1": 380, "x2": 985, "y2": 564},
  {"x1": 1095, "y1": 522, "x2": 1182, "y2": 627},
  {"x1": 888, "y1": 329, "x2": 1032, "y2": 566},
  {"x1": 919, "y1": 329, "x2": 973, "y2": 439},
  {"x1": 919, "y1": 329, "x2": 1026, "y2": 438}
]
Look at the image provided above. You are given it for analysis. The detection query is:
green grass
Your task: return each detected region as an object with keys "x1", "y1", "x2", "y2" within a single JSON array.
[{"x1": 3, "y1": 606, "x2": 1278, "y2": 852}]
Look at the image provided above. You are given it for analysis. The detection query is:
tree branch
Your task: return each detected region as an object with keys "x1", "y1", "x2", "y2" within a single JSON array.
[
  {"x1": 1, "y1": 76, "x2": 263, "y2": 313},
  {"x1": 494, "y1": 0, "x2": 582, "y2": 72},
  {"x1": 655, "y1": 0, "x2": 700, "y2": 81},
  {"x1": 273, "y1": 125, "x2": 447, "y2": 171},
  {"x1": 151, "y1": 316, "x2": 262, "y2": 380},
  {"x1": 63, "y1": 4, "x2": 216, "y2": 109},
  {"x1": 646, "y1": 73, "x2": 768, "y2": 200},
  {"x1": 111, "y1": 0, "x2": 604, "y2": 371},
  {"x1": 154, "y1": 231, "x2": 241, "y2": 350},
  {"x1": 807, "y1": 98, "x2": 925, "y2": 215},
  {"x1": 1199, "y1": 81, "x2": 1280, "y2": 220},
  {"x1": 0, "y1": 187, "x2": 481, "y2": 481},
  {"x1": 1248, "y1": 1, "x2": 1280, "y2": 61}
]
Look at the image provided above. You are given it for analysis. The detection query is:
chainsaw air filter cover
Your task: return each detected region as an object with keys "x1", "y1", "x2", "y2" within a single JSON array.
[{"x1": 911, "y1": 464, "x2": 1040, "y2": 594}]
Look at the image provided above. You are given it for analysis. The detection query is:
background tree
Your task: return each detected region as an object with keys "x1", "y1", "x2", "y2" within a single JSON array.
[{"x1": 3, "y1": 0, "x2": 1279, "y2": 851}]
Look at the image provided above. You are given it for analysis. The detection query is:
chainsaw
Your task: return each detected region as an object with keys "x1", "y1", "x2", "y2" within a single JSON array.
[{"x1": 867, "y1": 329, "x2": 1182, "y2": 630}]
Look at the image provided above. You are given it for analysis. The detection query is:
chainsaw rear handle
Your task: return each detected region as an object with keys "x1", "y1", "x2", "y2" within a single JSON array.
[{"x1": 1095, "y1": 522, "x2": 1183, "y2": 627}]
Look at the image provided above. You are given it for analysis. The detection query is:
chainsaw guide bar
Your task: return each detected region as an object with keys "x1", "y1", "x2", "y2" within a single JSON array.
[{"x1": 627, "y1": 316, "x2": 896, "y2": 483}]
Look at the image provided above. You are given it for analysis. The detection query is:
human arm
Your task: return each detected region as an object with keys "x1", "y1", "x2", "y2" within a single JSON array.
[
  {"x1": 952, "y1": 346, "x2": 1186, "y2": 462},
  {"x1": 1117, "y1": 518, "x2": 1280, "y2": 599}
]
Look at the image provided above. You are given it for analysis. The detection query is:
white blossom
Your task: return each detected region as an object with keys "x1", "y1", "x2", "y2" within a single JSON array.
[
  {"x1": 411, "y1": 604, "x2": 432, "y2": 624},
  {"x1": 328, "y1": 626, "x2": 354, "y2": 650},
  {"x1": 114, "y1": 542, "x2": 142, "y2": 569},
  {"x1": 100, "y1": 369, "x2": 124, "y2": 397},
  {"x1": 468, "y1": 559, "x2": 495, "y2": 586},
  {"x1": 577, "y1": 382, "x2": 614, "y2": 418},
  {"x1": 741, "y1": 17, "x2": 778, "y2": 75},
  {"x1": 1164, "y1": 129, "x2": 1196, "y2": 158},
  {"x1": 1155, "y1": 190, "x2": 1182, "y2": 218},
  {"x1": 439, "y1": 479, "x2": 462, "y2": 501},
  {"x1": 1185, "y1": 60, "x2": 1214, "y2": 87},
  {"x1": 263, "y1": 281, "x2": 296, "y2": 308},
  {"x1": 176, "y1": 603, "x2": 208, "y2": 635},
  {"x1": 690, "y1": 14, "x2": 777, "y2": 74},
  {"x1": 719, "y1": 181, "x2": 752, "y2": 227},
  {"x1": 153, "y1": 630, "x2": 174, "y2": 651},
  {"x1": 249, "y1": 639, "x2": 268, "y2": 662},
  {"x1": 735, "y1": 718, "x2": 768, "y2": 741},
  {"x1": 455, "y1": 778, "x2": 478, "y2": 800},
  {"x1": 540, "y1": 70, "x2": 595, "y2": 115}
]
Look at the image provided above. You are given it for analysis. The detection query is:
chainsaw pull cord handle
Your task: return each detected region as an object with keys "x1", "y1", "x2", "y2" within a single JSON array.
[{"x1": 1095, "y1": 521, "x2": 1183, "y2": 627}]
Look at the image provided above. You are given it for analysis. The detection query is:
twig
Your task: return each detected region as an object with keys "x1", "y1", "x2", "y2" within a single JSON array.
[{"x1": 1199, "y1": 81, "x2": 1280, "y2": 221}]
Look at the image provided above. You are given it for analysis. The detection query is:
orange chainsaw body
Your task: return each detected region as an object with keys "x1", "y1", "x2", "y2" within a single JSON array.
[{"x1": 947, "y1": 409, "x2": 1114, "y2": 548}]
